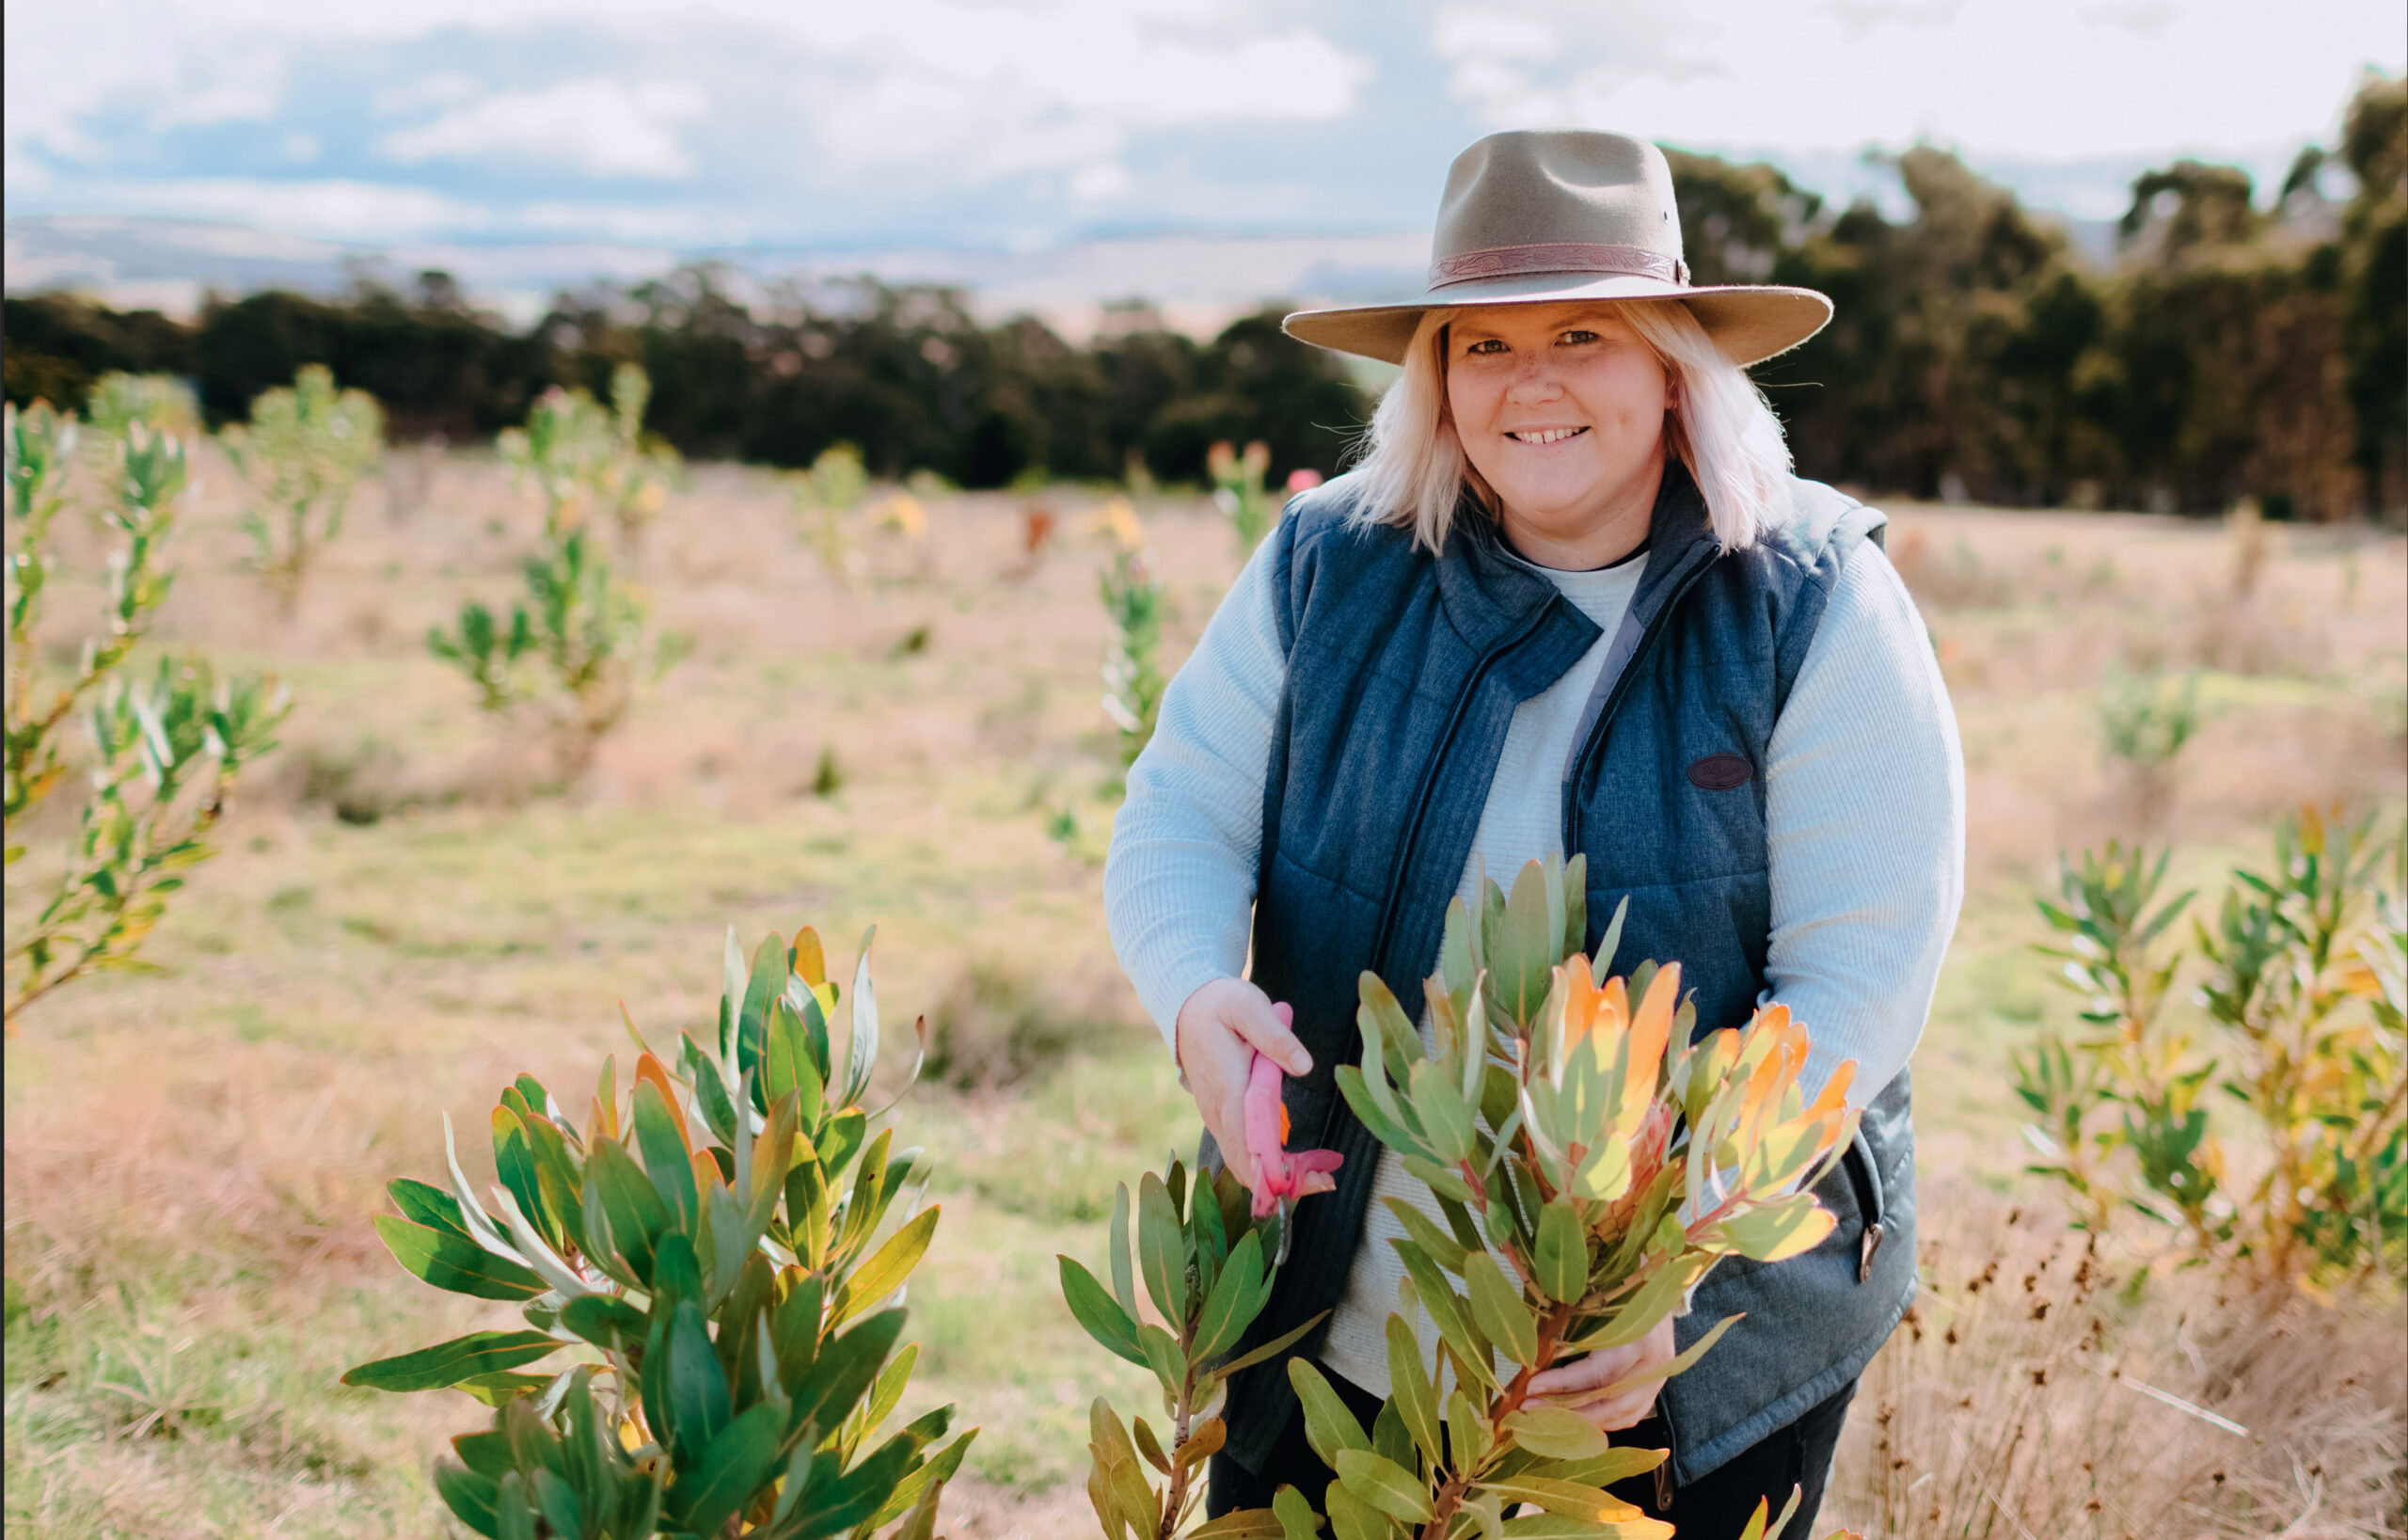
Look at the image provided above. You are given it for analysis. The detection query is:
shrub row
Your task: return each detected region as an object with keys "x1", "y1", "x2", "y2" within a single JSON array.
[{"x1": 4, "y1": 76, "x2": 2400, "y2": 514}]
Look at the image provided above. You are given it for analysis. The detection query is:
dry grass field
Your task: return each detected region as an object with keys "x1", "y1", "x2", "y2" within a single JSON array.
[{"x1": 5, "y1": 445, "x2": 2403, "y2": 1538}]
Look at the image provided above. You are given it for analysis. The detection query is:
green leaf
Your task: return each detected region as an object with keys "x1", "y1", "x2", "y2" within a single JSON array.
[
  {"x1": 790, "y1": 1309, "x2": 906, "y2": 1437},
  {"x1": 1137, "y1": 1322, "x2": 1188, "y2": 1400},
  {"x1": 1288, "y1": 1357, "x2": 1370, "y2": 1469},
  {"x1": 1560, "y1": 1256, "x2": 1703, "y2": 1355},
  {"x1": 435, "y1": 1461, "x2": 504, "y2": 1539},
  {"x1": 372, "y1": 1215, "x2": 547, "y2": 1301},
  {"x1": 828, "y1": 1205, "x2": 939, "y2": 1327},
  {"x1": 1494, "y1": 861, "x2": 1560, "y2": 1025},
  {"x1": 1212, "y1": 1310, "x2": 1333, "y2": 1377},
  {"x1": 1446, "y1": 1389, "x2": 1491, "y2": 1471},
  {"x1": 1568, "y1": 1314, "x2": 1743, "y2": 1405},
  {"x1": 652, "y1": 1231, "x2": 705, "y2": 1306},
  {"x1": 1385, "y1": 1315, "x2": 1445, "y2": 1473},
  {"x1": 1590, "y1": 895, "x2": 1629, "y2": 985},
  {"x1": 1108, "y1": 1182, "x2": 1141, "y2": 1323},
  {"x1": 1191, "y1": 1229, "x2": 1266, "y2": 1366},
  {"x1": 341, "y1": 1330, "x2": 557, "y2": 1392},
  {"x1": 1060, "y1": 1256, "x2": 1147, "y2": 1366},
  {"x1": 784, "y1": 1146, "x2": 832, "y2": 1269},
  {"x1": 1324, "y1": 1478, "x2": 1402, "y2": 1540},
  {"x1": 1273, "y1": 1484, "x2": 1325, "y2": 1539},
  {"x1": 1475, "y1": 1475, "x2": 1652, "y2": 1521},
  {"x1": 1497, "y1": 1515, "x2": 1656, "y2": 1537},
  {"x1": 864, "y1": 1426, "x2": 978, "y2": 1534},
  {"x1": 1500, "y1": 1405, "x2": 1609, "y2": 1461},
  {"x1": 765, "y1": 994, "x2": 827, "y2": 1121},
  {"x1": 629, "y1": 1080, "x2": 697, "y2": 1226},
  {"x1": 721, "y1": 925, "x2": 746, "y2": 1064},
  {"x1": 736, "y1": 932, "x2": 786, "y2": 1094},
  {"x1": 853, "y1": 1341, "x2": 921, "y2": 1451},
  {"x1": 835, "y1": 1129, "x2": 896, "y2": 1261},
  {"x1": 1371, "y1": 1398, "x2": 1416, "y2": 1479},
  {"x1": 667, "y1": 1298, "x2": 730, "y2": 1462},
  {"x1": 586, "y1": 1138, "x2": 671, "y2": 1287},
  {"x1": 1716, "y1": 1194, "x2": 1836, "y2": 1263},
  {"x1": 665, "y1": 1400, "x2": 784, "y2": 1536},
  {"x1": 452, "y1": 1430, "x2": 513, "y2": 1479},
  {"x1": 1137, "y1": 1172, "x2": 1189, "y2": 1326},
  {"x1": 559, "y1": 1294, "x2": 647, "y2": 1354},
  {"x1": 456, "y1": 1372, "x2": 552, "y2": 1407},
  {"x1": 1408, "y1": 1059, "x2": 1478, "y2": 1165},
  {"x1": 1533, "y1": 1199, "x2": 1588, "y2": 1305},
  {"x1": 1335, "y1": 1448, "x2": 1433, "y2": 1522},
  {"x1": 705, "y1": 1182, "x2": 752, "y2": 1308},
  {"x1": 493, "y1": 1108, "x2": 550, "y2": 1251},
  {"x1": 689, "y1": 1046, "x2": 739, "y2": 1146},
  {"x1": 1390, "y1": 1242, "x2": 1495, "y2": 1391},
  {"x1": 784, "y1": 1426, "x2": 930, "y2": 1537},
  {"x1": 515, "y1": 1114, "x2": 587, "y2": 1252},
  {"x1": 1190, "y1": 1508, "x2": 1289, "y2": 1539},
  {"x1": 1441, "y1": 894, "x2": 1480, "y2": 1001},
  {"x1": 388, "y1": 1177, "x2": 473, "y2": 1238},
  {"x1": 1382, "y1": 1198, "x2": 1469, "y2": 1273},
  {"x1": 771, "y1": 1273, "x2": 823, "y2": 1395},
  {"x1": 816, "y1": 1106, "x2": 868, "y2": 1175},
  {"x1": 1561, "y1": 853, "x2": 1587, "y2": 962},
  {"x1": 1191, "y1": 1165, "x2": 1230, "y2": 1294},
  {"x1": 1461, "y1": 1249, "x2": 1539, "y2": 1367},
  {"x1": 1530, "y1": 1446, "x2": 1666, "y2": 1486}
]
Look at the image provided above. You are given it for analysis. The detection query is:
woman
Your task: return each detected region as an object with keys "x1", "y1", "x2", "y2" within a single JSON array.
[{"x1": 1105, "y1": 129, "x2": 1963, "y2": 1538}]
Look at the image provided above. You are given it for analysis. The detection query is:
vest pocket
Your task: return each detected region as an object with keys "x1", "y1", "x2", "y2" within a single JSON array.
[{"x1": 1843, "y1": 1134, "x2": 1886, "y2": 1284}]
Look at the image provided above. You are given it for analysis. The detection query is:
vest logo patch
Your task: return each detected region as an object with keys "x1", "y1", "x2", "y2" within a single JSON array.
[{"x1": 1687, "y1": 754, "x2": 1753, "y2": 791}]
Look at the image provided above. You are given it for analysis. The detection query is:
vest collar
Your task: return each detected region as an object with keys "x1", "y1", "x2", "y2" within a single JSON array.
[{"x1": 1434, "y1": 457, "x2": 1718, "y2": 653}]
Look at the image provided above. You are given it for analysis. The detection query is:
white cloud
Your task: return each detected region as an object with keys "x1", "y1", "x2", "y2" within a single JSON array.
[
  {"x1": 46, "y1": 178, "x2": 484, "y2": 242},
  {"x1": 1434, "y1": 0, "x2": 2403, "y2": 161},
  {"x1": 4, "y1": 0, "x2": 2400, "y2": 251},
  {"x1": 1070, "y1": 162, "x2": 1133, "y2": 199},
  {"x1": 379, "y1": 79, "x2": 709, "y2": 179}
]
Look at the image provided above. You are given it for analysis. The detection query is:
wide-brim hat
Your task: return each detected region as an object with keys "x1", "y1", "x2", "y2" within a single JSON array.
[{"x1": 1284, "y1": 130, "x2": 1831, "y2": 369}]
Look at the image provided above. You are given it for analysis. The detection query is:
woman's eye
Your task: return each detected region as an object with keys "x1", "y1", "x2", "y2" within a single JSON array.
[
  {"x1": 1466, "y1": 338, "x2": 1507, "y2": 356},
  {"x1": 1560, "y1": 329, "x2": 1600, "y2": 345}
]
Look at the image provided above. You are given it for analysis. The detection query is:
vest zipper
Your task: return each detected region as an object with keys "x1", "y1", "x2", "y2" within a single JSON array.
[
  {"x1": 1560, "y1": 557, "x2": 1719, "y2": 857},
  {"x1": 1366, "y1": 602, "x2": 1557, "y2": 982},
  {"x1": 1845, "y1": 1135, "x2": 1886, "y2": 1283},
  {"x1": 1653, "y1": 1396, "x2": 1679, "y2": 1507}
]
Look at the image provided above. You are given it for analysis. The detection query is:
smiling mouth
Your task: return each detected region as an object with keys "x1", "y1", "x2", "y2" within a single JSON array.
[{"x1": 1505, "y1": 427, "x2": 1590, "y2": 445}]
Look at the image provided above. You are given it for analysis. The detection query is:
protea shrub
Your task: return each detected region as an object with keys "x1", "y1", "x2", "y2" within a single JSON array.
[
  {"x1": 1069, "y1": 857, "x2": 1868, "y2": 1539},
  {"x1": 343, "y1": 926, "x2": 973, "y2": 1539}
]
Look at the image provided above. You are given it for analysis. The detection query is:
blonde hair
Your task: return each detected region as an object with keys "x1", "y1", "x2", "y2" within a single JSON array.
[{"x1": 1345, "y1": 299, "x2": 1794, "y2": 555}]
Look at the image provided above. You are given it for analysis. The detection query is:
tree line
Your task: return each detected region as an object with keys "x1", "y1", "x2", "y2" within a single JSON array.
[{"x1": 6, "y1": 74, "x2": 2400, "y2": 516}]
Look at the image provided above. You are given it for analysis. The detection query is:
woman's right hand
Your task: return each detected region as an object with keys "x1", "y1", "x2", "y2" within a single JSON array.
[{"x1": 1174, "y1": 976, "x2": 1313, "y2": 1183}]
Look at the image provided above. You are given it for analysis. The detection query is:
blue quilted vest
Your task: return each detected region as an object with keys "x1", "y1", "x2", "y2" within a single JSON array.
[{"x1": 1220, "y1": 459, "x2": 1920, "y2": 1485}]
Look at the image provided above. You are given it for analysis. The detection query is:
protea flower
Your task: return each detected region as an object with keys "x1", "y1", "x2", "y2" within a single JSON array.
[{"x1": 1243, "y1": 1042, "x2": 1344, "y2": 1220}]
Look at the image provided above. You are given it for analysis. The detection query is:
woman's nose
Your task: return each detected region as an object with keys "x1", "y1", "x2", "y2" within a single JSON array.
[{"x1": 1504, "y1": 362, "x2": 1562, "y2": 404}]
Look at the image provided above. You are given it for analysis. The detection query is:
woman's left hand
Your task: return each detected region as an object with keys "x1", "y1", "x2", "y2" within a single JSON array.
[{"x1": 1524, "y1": 1313, "x2": 1677, "y2": 1431}]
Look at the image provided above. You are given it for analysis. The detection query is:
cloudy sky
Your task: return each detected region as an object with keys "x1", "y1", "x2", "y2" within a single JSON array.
[{"x1": 7, "y1": 0, "x2": 2401, "y2": 250}]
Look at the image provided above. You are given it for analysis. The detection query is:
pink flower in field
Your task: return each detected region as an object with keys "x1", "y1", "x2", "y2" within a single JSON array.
[
  {"x1": 1244, "y1": 1040, "x2": 1343, "y2": 1220},
  {"x1": 1285, "y1": 468, "x2": 1323, "y2": 494}
]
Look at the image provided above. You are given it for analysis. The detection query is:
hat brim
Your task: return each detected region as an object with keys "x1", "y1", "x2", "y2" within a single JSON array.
[{"x1": 1282, "y1": 272, "x2": 1832, "y2": 369}]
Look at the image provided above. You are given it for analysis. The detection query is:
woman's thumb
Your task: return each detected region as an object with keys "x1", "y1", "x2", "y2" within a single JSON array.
[{"x1": 1238, "y1": 996, "x2": 1311, "y2": 1077}]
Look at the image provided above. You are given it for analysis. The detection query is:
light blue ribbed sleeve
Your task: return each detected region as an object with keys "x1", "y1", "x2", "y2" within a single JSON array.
[
  {"x1": 1762, "y1": 543, "x2": 1966, "y2": 1108},
  {"x1": 1103, "y1": 537, "x2": 1286, "y2": 1046}
]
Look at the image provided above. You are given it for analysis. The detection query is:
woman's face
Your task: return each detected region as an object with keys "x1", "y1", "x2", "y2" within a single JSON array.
[{"x1": 1444, "y1": 303, "x2": 1671, "y2": 556}]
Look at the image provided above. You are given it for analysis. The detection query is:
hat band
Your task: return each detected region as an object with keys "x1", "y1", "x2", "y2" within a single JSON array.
[{"x1": 1427, "y1": 241, "x2": 1687, "y2": 292}]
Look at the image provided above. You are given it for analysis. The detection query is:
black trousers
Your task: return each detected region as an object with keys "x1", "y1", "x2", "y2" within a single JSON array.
[{"x1": 1205, "y1": 1369, "x2": 1857, "y2": 1540}]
